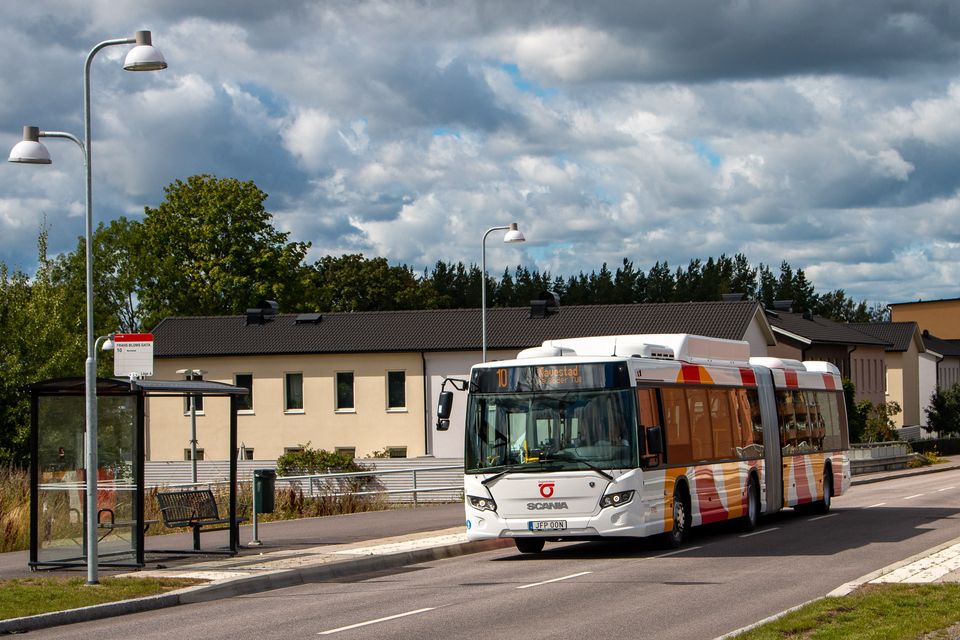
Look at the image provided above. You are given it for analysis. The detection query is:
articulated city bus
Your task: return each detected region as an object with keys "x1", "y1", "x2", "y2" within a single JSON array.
[{"x1": 436, "y1": 333, "x2": 851, "y2": 553}]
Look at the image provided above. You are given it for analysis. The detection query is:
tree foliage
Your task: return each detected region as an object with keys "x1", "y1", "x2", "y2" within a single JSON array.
[
  {"x1": 925, "y1": 385, "x2": 960, "y2": 437},
  {"x1": 136, "y1": 175, "x2": 311, "y2": 329}
]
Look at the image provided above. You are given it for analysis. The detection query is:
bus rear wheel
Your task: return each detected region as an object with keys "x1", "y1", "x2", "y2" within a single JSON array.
[
  {"x1": 742, "y1": 476, "x2": 760, "y2": 532},
  {"x1": 814, "y1": 469, "x2": 833, "y2": 514},
  {"x1": 515, "y1": 538, "x2": 545, "y2": 554}
]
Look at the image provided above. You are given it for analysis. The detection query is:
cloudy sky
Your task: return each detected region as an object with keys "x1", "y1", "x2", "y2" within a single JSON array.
[{"x1": 2, "y1": 1, "x2": 959, "y2": 305}]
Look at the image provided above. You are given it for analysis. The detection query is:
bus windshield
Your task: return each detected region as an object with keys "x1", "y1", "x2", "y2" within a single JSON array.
[{"x1": 464, "y1": 389, "x2": 639, "y2": 474}]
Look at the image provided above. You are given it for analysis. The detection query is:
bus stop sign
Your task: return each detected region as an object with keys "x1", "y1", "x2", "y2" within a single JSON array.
[{"x1": 114, "y1": 333, "x2": 154, "y2": 378}]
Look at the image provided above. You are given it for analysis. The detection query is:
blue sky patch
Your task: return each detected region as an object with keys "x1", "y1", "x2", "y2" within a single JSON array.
[
  {"x1": 501, "y1": 63, "x2": 558, "y2": 98},
  {"x1": 692, "y1": 139, "x2": 722, "y2": 168}
]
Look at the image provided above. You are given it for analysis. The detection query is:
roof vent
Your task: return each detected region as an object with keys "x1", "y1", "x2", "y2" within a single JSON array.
[
  {"x1": 721, "y1": 292, "x2": 746, "y2": 302},
  {"x1": 295, "y1": 313, "x2": 323, "y2": 324},
  {"x1": 529, "y1": 290, "x2": 560, "y2": 319},
  {"x1": 772, "y1": 299, "x2": 793, "y2": 312},
  {"x1": 246, "y1": 299, "x2": 280, "y2": 325},
  {"x1": 802, "y1": 310, "x2": 813, "y2": 320}
]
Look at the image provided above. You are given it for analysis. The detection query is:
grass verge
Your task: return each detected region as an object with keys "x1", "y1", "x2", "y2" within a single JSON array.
[
  {"x1": 0, "y1": 576, "x2": 204, "y2": 620},
  {"x1": 730, "y1": 584, "x2": 960, "y2": 639}
]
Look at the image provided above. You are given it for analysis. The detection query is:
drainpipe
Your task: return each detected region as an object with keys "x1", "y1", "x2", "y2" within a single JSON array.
[{"x1": 421, "y1": 351, "x2": 431, "y2": 456}]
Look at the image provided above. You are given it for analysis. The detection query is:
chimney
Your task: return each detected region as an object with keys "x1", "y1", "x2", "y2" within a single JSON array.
[
  {"x1": 721, "y1": 292, "x2": 746, "y2": 302},
  {"x1": 246, "y1": 299, "x2": 280, "y2": 325},
  {"x1": 772, "y1": 300, "x2": 794, "y2": 312},
  {"x1": 529, "y1": 290, "x2": 561, "y2": 319}
]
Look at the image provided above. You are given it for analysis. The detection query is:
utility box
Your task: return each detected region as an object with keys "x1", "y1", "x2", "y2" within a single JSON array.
[{"x1": 254, "y1": 469, "x2": 276, "y2": 513}]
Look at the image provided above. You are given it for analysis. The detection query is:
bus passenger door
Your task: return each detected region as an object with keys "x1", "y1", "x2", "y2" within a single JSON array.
[{"x1": 753, "y1": 366, "x2": 783, "y2": 514}]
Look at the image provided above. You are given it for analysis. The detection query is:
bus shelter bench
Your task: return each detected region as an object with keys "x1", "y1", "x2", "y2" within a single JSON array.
[
  {"x1": 156, "y1": 489, "x2": 246, "y2": 551},
  {"x1": 96, "y1": 508, "x2": 158, "y2": 542}
]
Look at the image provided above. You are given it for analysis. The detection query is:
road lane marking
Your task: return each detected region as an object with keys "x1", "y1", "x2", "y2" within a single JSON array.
[
  {"x1": 517, "y1": 571, "x2": 592, "y2": 589},
  {"x1": 904, "y1": 493, "x2": 925, "y2": 500},
  {"x1": 865, "y1": 502, "x2": 887, "y2": 508},
  {"x1": 938, "y1": 487, "x2": 955, "y2": 492},
  {"x1": 740, "y1": 527, "x2": 779, "y2": 538},
  {"x1": 655, "y1": 545, "x2": 703, "y2": 558},
  {"x1": 809, "y1": 513, "x2": 837, "y2": 522},
  {"x1": 319, "y1": 608, "x2": 435, "y2": 635}
]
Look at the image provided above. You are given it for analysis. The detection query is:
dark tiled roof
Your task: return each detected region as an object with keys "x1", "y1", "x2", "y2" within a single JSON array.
[
  {"x1": 921, "y1": 332, "x2": 960, "y2": 357},
  {"x1": 889, "y1": 297, "x2": 960, "y2": 307},
  {"x1": 848, "y1": 322, "x2": 920, "y2": 352},
  {"x1": 152, "y1": 301, "x2": 769, "y2": 358},
  {"x1": 765, "y1": 311, "x2": 890, "y2": 347}
]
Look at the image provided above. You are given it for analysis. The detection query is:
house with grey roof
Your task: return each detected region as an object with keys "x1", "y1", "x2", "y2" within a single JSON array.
[
  {"x1": 849, "y1": 321, "x2": 939, "y2": 435},
  {"x1": 764, "y1": 308, "x2": 890, "y2": 407},
  {"x1": 149, "y1": 300, "x2": 776, "y2": 461},
  {"x1": 921, "y1": 330, "x2": 960, "y2": 391}
]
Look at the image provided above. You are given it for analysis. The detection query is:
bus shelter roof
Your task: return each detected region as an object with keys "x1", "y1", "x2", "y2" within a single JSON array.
[{"x1": 28, "y1": 377, "x2": 248, "y2": 397}]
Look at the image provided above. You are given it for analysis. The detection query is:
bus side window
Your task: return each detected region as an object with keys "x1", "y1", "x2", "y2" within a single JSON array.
[
  {"x1": 662, "y1": 387, "x2": 692, "y2": 465},
  {"x1": 637, "y1": 387, "x2": 663, "y2": 466}
]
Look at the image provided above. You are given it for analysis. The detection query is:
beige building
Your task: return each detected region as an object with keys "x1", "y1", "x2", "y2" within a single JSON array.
[
  {"x1": 890, "y1": 298, "x2": 960, "y2": 340},
  {"x1": 148, "y1": 300, "x2": 776, "y2": 462},
  {"x1": 764, "y1": 309, "x2": 889, "y2": 406},
  {"x1": 851, "y1": 322, "x2": 939, "y2": 430}
]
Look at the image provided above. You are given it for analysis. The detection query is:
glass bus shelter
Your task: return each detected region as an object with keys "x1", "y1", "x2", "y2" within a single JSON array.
[{"x1": 28, "y1": 377, "x2": 248, "y2": 570}]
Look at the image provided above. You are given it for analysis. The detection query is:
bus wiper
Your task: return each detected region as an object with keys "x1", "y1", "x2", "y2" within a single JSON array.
[
  {"x1": 540, "y1": 451, "x2": 614, "y2": 482},
  {"x1": 481, "y1": 464, "x2": 528, "y2": 486}
]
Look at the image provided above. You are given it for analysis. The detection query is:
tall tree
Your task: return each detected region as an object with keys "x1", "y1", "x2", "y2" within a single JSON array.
[{"x1": 137, "y1": 175, "x2": 311, "y2": 328}]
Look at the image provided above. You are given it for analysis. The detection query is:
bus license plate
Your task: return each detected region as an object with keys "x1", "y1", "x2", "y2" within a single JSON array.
[{"x1": 529, "y1": 520, "x2": 566, "y2": 531}]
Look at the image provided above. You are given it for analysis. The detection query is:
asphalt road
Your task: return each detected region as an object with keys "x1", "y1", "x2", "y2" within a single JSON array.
[{"x1": 27, "y1": 470, "x2": 960, "y2": 640}]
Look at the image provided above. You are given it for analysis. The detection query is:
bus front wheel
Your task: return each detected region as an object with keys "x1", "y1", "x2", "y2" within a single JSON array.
[
  {"x1": 665, "y1": 486, "x2": 689, "y2": 548},
  {"x1": 515, "y1": 538, "x2": 545, "y2": 554}
]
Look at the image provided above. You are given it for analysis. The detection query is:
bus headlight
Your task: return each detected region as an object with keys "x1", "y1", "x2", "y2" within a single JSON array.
[
  {"x1": 599, "y1": 490, "x2": 635, "y2": 509},
  {"x1": 468, "y1": 495, "x2": 498, "y2": 512}
]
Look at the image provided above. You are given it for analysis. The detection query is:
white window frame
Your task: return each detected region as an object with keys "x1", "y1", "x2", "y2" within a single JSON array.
[
  {"x1": 335, "y1": 371, "x2": 356, "y2": 413},
  {"x1": 234, "y1": 372, "x2": 254, "y2": 414},
  {"x1": 386, "y1": 370, "x2": 407, "y2": 412},
  {"x1": 284, "y1": 371, "x2": 305, "y2": 414}
]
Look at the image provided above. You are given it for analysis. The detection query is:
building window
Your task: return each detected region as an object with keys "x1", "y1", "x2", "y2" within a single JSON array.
[
  {"x1": 387, "y1": 446, "x2": 407, "y2": 458},
  {"x1": 237, "y1": 447, "x2": 254, "y2": 460},
  {"x1": 387, "y1": 371, "x2": 406, "y2": 410},
  {"x1": 283, "y1": 446, "x2": 304, "y2": 454},
  {"x1": 285, "y1": 372, "x2": 304, "y2": 412},
  {"x1": 335, "y1": 447, "x2": 356, "y2": 459},
  {"x1": 184, "y1": 448, "x2": 205, "y2": 461},
  {"x1": 336, "y1": 372, "x2": 354, "y2": 411},
  {"x1": 235, "y1": 373, "x2": 254, "y2": 412},
  {"x1": 183, "y1": 372, "x2": 204, "y2": 413}
]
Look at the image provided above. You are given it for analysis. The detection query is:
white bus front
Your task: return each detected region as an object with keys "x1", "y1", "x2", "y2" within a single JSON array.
[{"x1": 461, "y1": 359, "x2": 658, "y2": 553}]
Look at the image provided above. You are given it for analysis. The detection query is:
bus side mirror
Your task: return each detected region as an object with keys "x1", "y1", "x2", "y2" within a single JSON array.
[
  {"x1": 646, "y1": 425, "x2": 663, "y2": 456},
  {"x1": 436, "y1": 390, "x2": 453, "y2": 430},
  {"x1": 437, "y1": 391, "x2": 453, "y2": 419}
]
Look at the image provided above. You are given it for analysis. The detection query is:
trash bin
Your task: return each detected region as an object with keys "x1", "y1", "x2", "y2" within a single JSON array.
[{"x1": 254, "y1": 469, "x2": 276, "y2": 513}]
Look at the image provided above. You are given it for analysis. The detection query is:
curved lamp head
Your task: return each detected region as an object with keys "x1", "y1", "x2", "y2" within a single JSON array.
[
  {"x1": 123, "y1": 31, "x2": 167, "y2": 72},
  {"x1": 8, "y1": 126, "x2": 51, "y2": 164},
  {"x1": 503, "y1": 222, "x2": 525, "y2": 243}
]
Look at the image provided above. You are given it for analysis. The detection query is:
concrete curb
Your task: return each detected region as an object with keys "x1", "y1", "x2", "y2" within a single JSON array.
[
  {"x1": 0, "y1": 537, "x2": 513, "y2": 634},
  {"x1": 828, "y1": 534, "x2": 960, "y2": 597},
  {"x1": 851, "y1": 461, "x2": 960, "y2": 486}
]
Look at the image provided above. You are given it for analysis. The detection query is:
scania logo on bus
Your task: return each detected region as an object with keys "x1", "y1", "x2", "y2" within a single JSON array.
[
  {"x1": 538, "y1": 481, "x2": 555, "y2": 498},
  {"x1": 527, "y1": 501, "x2": 568, "y2": 510}
]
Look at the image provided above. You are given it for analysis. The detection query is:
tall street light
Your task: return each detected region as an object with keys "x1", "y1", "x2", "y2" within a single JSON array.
[
  {"x1": 481, "y1": 223, "x2": 525, "y2": 362},
  {"x1": 8, "y1": 30, "x2": 166, "y2": 585},
  {"x1": 176, "y1": 368, "x2": 207, "y2": 484}
]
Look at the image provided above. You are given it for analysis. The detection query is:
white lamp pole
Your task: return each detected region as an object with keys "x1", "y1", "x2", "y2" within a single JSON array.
[
  {"x1": 176, "y1": 368, "x2": 207, "y2": 484},
  {"x1": 481, "y1": 223, "x2": 525, "y2": 362},
  {"x1": 9, "y1": 31, "x2": 166, "y2": 585}
]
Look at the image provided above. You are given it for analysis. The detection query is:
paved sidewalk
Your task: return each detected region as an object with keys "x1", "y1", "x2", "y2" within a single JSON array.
[{"x1": 4, "y1": 458, "x2": 960, "y2": 634}]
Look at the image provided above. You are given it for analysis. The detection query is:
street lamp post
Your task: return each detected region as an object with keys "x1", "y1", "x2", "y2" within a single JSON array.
[
  {"x1": 481, "y1": 223, "x2": 525, "y2": 362},
  {"x1": 8, "y1": 31, "x2": 166, "y2": 585},
  {"x1": 176, "y1": 369, "x2": 207, "y2": 484}
]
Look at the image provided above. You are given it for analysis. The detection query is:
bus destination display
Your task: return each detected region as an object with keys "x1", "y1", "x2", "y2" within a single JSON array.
[{"x1": 472, "y1": 362, "x2": 629, "y2": 392}]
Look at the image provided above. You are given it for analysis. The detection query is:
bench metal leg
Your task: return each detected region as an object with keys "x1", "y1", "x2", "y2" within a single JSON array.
[{"x1": 193, "y1": 526, "x2": 201, "y2": 551}]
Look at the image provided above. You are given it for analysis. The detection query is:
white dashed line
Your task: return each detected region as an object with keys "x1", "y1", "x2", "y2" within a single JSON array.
[
  {"x1": 740, "y1": 527, "x2": 779, "y2": 538},
  {"x1": 517, "y1": 571, "x2": 592, "y2": 589},
  {"x1": 938, "y1": 487, "x2": 955, "y2": 492},
  {"x1": 903, "y1": 493, "x2": 925, "y2": 500},
  {"x1": 865, "y1": 502, "x2": 887, "y2": 508},
  {"x1": 319, "y1": 608, "x2": 436, "y2": 635},
  {"x1": 809, "y1": 513, "x2": 837, "y2": 522},
  {"x1": 655, "y1": 545, "x2": 703, "y2": 558}
]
